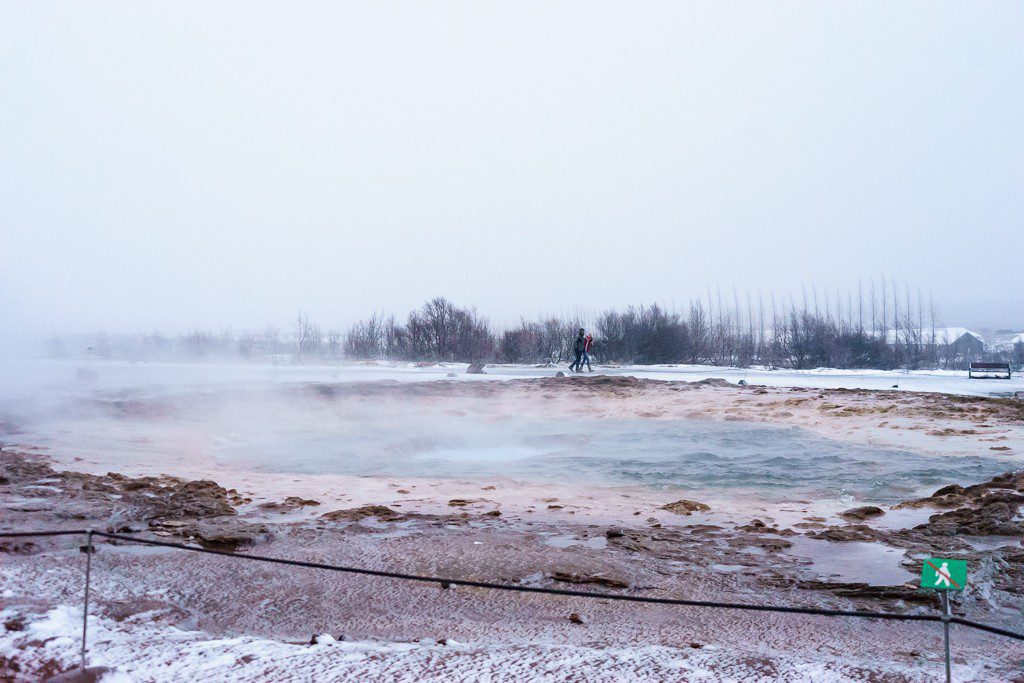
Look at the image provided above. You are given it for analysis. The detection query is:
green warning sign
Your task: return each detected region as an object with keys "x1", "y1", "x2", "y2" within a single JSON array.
[{"x1": 920, "y1": 558, "x2": 967, "y2": 591}]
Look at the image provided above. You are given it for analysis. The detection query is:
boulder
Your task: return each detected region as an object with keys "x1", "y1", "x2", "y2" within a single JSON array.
[
  {"x1": 163, "y1": 480, "x2": 236, "y2": 519},
  {"x1": 839, "y1": 506, "x2": 886, "y2": 521},
  {"x1": 660, "y1": 499, "x2": 710, "y2": 515}
]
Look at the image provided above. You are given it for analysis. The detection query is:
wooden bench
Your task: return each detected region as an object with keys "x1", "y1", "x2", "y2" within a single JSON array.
[{"x1": 968, "y1": 362, "x2": 1012, "y2": 379}]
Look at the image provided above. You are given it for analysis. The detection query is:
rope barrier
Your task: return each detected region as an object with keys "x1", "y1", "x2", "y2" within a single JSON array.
[
  {"x1": 0, "y1": 529, "x2": 92, "y2": 539},
  {"x1": 95, "y1": 531, "x2": 939, "y2": 622},
  {"x1": 3, "y1": 528, "x2": 1023, "y2": 641}
]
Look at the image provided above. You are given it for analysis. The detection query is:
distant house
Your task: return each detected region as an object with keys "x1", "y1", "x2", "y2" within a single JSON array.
[
  {"x1": 990, "y1": 332, "x2": 1024, "y2": 363},
  {"x1": 943, "y1": 329, "x2": 986, "y2": 357},
  {"x1": 990, "y1": 331, "x2": 1024, "y2": 351},
  {"x1": 875, "y1": 327, "x2": 985, "y2": 352}
]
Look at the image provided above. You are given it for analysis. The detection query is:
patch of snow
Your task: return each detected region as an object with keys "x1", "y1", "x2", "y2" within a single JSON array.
[{"x1": 2, "y1": 604, "x2": 996, "y2": 682}]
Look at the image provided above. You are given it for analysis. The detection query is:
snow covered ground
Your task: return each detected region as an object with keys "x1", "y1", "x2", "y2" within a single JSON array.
[
  {"x1": 2, "y1": 357, "x2": 1023, "y2": 400},
  {"x1": 0, "y1": 604, "x2": 1004, "y2": 682}
]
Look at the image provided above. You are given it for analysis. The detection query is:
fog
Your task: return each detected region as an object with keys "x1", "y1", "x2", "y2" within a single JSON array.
[
  {"x1": 2, "y1": 2, "x2": 1022, "y2": 337},
  {"x1": 1, "y1": 359, "x2": 1007, "y2": 504}
]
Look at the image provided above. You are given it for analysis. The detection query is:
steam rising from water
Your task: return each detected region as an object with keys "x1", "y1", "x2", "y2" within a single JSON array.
[{"x1": 0, "y1": 361, "x2": 1007, "y2": 505}]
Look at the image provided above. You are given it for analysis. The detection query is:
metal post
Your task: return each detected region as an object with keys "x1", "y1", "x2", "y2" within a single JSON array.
[
  {"x1": 941, "y1": 590, "x2": 952, "y2": 683},
  {"x1": 81, "y1": 529, "x2": 93, "y2": 672}
]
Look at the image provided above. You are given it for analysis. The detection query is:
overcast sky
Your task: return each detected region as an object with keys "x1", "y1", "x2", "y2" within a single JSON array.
[{"x1": 2, "y1": 1, "x2": 1022, "y2": 336}]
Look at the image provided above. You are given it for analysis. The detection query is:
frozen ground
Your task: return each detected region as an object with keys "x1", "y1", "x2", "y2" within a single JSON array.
[
  {"x1": 2, "y1": 357, "x2": 1023, "y2": 401},
  {"x1": 2, "y1": 359, "x2": 1023, "y2": 681},
  {"x1": 3, "y1": 604, "x2": 1004, "y2": 683}
]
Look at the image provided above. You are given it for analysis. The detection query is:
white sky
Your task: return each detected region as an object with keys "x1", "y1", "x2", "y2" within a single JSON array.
[{"x1": 2, "y1": 2, "x2": 1023, "y2": 334}]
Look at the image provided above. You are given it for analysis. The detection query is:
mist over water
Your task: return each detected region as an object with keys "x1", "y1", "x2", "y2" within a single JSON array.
[
  {"x1": 211, "y1": 417, "x2": 1001, "y2": 504},
  {"x1": 0, "y1": 360, "x2": 1008, "y2": 505}
]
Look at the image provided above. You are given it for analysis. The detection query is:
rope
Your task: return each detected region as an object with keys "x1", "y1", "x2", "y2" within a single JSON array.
[
  {"x1": 0, "y1": 529, "x2": 91, "y2": 538},
  {"x1": 94, "y1": 531, "x2": 938, "y2": 622},
  {"x1": 3, "y1": 528, "x2": 1023, "y2": 641}
]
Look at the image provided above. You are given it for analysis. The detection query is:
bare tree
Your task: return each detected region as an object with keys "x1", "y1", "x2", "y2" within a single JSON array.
[{"x1": 295, "y1": 310, "x2": 322, "y2": 360}]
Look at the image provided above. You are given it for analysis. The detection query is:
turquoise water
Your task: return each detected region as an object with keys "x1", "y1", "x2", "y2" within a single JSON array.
[{"x1": 213, "y1": 416, "x2": 1005, "y2": 504}]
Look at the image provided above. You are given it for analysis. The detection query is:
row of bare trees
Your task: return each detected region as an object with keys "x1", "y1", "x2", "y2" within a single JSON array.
[
  {"x1": 341, "y1": 284, "x2": 1008, "y2": 370},
  {"x1": 53, "y1": 284, "x2": 1020, "y2": 370}
]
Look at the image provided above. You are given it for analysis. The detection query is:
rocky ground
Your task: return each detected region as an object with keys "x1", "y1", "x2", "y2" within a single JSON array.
[
  {"x1": 2, "y1": 448, "x2": 1024, "y2": 680},
  {"x1": 2, "y1": 377, "x2": 1024, "y2": 680}
]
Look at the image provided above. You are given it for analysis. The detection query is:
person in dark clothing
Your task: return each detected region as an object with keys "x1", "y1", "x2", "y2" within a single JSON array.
[{"x1": 569, "y1": 328, "x2": 585, "y2": 372}]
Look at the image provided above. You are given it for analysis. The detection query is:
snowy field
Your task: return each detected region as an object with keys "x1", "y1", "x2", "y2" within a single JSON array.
[
  {"x1": 0, "y1": 604, "x2": 1004, "y2": 683},
  {"x1": 2, "y1": 357, "x2": 1023, "y2": 400}
]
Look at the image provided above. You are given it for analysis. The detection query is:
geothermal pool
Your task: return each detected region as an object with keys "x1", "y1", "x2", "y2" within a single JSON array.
[
  {"x1": 205, "y1": 417, "x2": 1004, "y2": 505},
  {"x1": 0, "y1": 370, "x2": 1009, "y2": 508}
]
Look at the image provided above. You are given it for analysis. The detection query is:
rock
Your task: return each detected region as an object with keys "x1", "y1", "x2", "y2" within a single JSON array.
[
  {"x1": 45, "y1": 665, "x2": 113, "y2": 682},
  {"x1": 320, "y1": 505, "x2": 403, "y2": 522},
  {"x1": 106, "y1": 598, "x2": 188, "y2": 623},
  {"x1": 257, "y1": 497, "x2": 321, "y2": 513},
  {"x1": 807, "y1": 524, "x2": 883, "y2": 543},
  {"x1": 735, "y1": 523, "x2": 795, "y2": 536},
  {"x1": 164, "y1": 480, "x2": 236, "y2": 518},
  {"x1": 149, "y1": 518, "x2": 268, "y2": 550},
  {"x1": 156, "y1": 519, "x2": 188, "y2": 528},
  {"x1": 693, "y1": 378, "x2": 732, "y2": 388},
  {"x1": 839, "y1": 506, "x2": 886, "y2": 521},
  {"x1": 894, "y1": 471, "x2": 1024, "y2": 536},
  {"x1": 660, "y1": 499, "x2": 710, "y2": 515},
  {"x1": 568, "y1": 612, "x2": 588, "y2": 625},
  {"x1": 916, "y1": 495, "x2": 1024, "y2": 537},
  {"x1": 606, "y1": 533, "x2": 650, "y2": 552},
  {"x1": 798, "y1": 579, "x2": 936, "y2": 605},
  {"x1": 4, "y1": 616, "x2": 26, "y2": 632},
  {"x1": 284, "y1": 496, "x2": 320, "y2": 507},
  {"x1": 447, "y1": 499, "x2": 482, "y2": 507},
  {"x1": 192, "y1": 520, "x2": 266, "y2": 547},
  {"x1": 605, "y1": 527, "x2": 625, "y2": 538},
  {"x1": 744, "y1": 537, "x2": 792, "y2": 552},
  {"x1": 466, "y1": 363, "x2": 487, "y2": 374},
  {"x1": 555, "y1": 371, "x2": 566, "y2": 378},
  {"x1": 483, "y1": 510, "x2": 501, "y2": 517}
]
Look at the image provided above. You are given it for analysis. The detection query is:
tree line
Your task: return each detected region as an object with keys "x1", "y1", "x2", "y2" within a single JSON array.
[{"x1": 51, "y1": 282, "x2": 1023, "y2": 371}]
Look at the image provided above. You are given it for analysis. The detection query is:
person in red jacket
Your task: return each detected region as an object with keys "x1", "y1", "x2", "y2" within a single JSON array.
[{"x1": 581, "y1": 333, "x2": 594, "y2": 372}]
